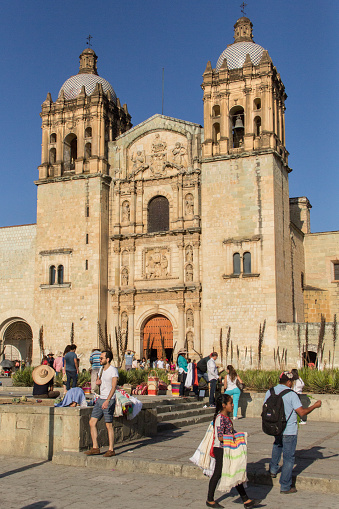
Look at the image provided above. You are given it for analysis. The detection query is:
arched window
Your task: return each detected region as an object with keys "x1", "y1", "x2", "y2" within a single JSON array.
[
  {"x1": 243, "y1": 252, "x2": 251, "y2": 274},
  {"x1": 212, "y1": 123, "x2": 220, "y2": 144},
  {"x1": 63, "y1": 133, "x2": 77, "y2": 172},
  {"x1": 212, "y1": 105, "x2": 220, "y2": 117},
  {"x1": 49, "y1": 265, "x2": 56, "y2": 285},
  {"x1": 230, "y1": 106, "x2": 244, "y2": 148},
  {"x1": 147, "y1": 196, "x2": 169, "y2": 233},
  {"x1": 57, "y1": 265, "x2": 64, "y2": 284},
  {"x1": 85, "y1": 142, "x2": 91, "y2": 159},
  {"x1": 233, "y1": 253, "x2": 241, "y2": 275},
  {"x1": 254, "y1": 98, "x2": 261, "y2": 110},
  {"x1": 85, "y1": 127, "x2": 92, "y2": 138},
  {"x1": 49, "y1": 148, "x2": 56, "y2": 164},
  {"x1": 254, "y1": 116, "x2": 261, "y2": 137},
  {"x1": 50, "y1": 133, "x2": 57, "y2": 143}
]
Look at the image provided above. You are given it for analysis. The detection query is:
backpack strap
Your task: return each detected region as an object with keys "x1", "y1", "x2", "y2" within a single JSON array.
[{"x1": 279, "y1": 388, "x2": 294, "y2": 424}]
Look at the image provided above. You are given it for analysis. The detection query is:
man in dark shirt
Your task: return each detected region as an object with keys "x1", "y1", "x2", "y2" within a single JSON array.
[
  {"x1": 64, "y1": 344, "x2": 79, "y2": 391},
  {"x1": 47, "y1": 352, "x2": 55, "y2": 368},
  {"x1": 32, "y1": 365, "x2": 60, "y2": 399}
]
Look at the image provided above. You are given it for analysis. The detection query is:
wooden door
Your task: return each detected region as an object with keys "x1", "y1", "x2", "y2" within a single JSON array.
[{"x1": 143, "y1": 315, "x2": 173, "y2": 359}]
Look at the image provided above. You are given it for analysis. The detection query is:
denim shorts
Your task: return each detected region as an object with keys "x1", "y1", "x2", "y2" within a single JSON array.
[{"x1": 91, "y1": 398, "x2": 116, "y2": 423}]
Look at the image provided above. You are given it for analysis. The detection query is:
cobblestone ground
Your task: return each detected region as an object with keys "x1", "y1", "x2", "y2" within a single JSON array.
[{"x1": 0, "y1": 456, "x2": 337, "y2": 509}]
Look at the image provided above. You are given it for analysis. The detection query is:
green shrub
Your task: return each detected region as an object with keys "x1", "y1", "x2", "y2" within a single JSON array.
[{"x1": 12, "y1": 367, "x2": 34, "y2": 386}]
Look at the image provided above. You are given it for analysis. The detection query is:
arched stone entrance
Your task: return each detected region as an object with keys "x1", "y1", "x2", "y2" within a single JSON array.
[
  {"x1": 1, "y1": 320, "x2": 33, "y2": 363},
  {"x1": 143, "y1": 315, "x2": 173, "y2": 363}
]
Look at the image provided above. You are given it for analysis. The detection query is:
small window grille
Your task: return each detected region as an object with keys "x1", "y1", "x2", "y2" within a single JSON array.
[
  {"x1": 233, "y1": 253, "x2": 241, "y2": 275},
  {"x1": 243, "y1": 252, "x2": 251, "y2": 274},
  {"x1": 57, "y1": 265, "x2": 64, "y2": 284},
  {"x1": 49, "y1": 265, "x2": 56, "y2": 285}
]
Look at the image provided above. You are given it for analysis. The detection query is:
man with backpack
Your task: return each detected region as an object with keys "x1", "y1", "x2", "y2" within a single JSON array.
[{"x1": 262, "y1": 371, "x2": 321, "y2": 494}]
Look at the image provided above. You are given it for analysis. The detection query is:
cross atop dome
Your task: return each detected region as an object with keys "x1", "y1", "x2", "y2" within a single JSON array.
[
  {"x1": 78, "y1": 47, "x2": 98, "y2": 75},
  {"x1": 233, "y1": 16, "x2": 254, "y2": 43}
]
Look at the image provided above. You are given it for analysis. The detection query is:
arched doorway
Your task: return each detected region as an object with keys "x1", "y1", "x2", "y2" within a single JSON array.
[
  {"x1": 143, "y1": 315, "x2": 173, "y2": 364},
  {"x1": 1, "y1": 320, "x2": 33, "y2": 363}
]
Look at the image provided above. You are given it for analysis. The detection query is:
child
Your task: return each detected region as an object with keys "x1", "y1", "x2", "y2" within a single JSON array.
[
  {"x1": 206, "y1": 394, "x2": 260, "y2": 508},
  {"x1": 292, "y1": 368, "x2": 306, "y2": 424}
]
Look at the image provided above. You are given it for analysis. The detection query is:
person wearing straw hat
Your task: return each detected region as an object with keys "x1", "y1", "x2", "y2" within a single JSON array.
[{"x1": 32, "y1": 365, "x2": 60, "y2": 399}]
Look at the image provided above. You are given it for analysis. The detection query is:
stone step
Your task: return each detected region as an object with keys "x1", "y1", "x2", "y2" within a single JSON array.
[
  {"x1": 156, "y1": 401, "x2": 209, "y2": 414},
  {"x1": 157, "y1": 406, "x2": 214, "y2": 422},
  {"x1": 157, "y1": 412, "x2": 213, "y2": 431}
]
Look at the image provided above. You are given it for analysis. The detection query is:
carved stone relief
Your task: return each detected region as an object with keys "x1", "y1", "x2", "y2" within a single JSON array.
[
  {"x1": 121, "y1": 250, "x2": 129, "y2": 267},
  {"x1": 185, "y1": 245, "x2": 193, "y2": 263},
  {"x1": 186, "y1": 331, "x2": 194, "y2": 350},
  {"x1": 121, "y1": 311, "x2": 128, "y2": 330},
  {"x1": 186, "y1": 309, "x2": 194, "y2": 328},
  {"x1": 144, "y1": 247, "x2": 170, "y2": 279},
  {"x1": 172, "y1": 142, "x2": 187, "y2": 167},
  {"x1": 130, "y1": 150, "x2": 146, "y2": 173},
  {"x1": 185, "y1": 264, "x2": 193, "y2": 282}
]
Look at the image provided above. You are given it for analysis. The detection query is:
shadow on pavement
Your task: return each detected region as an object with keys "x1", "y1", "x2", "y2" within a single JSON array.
[
  {"x1": 115, "y1": 427, "x2": 188, "y2": 453},
  {"x1": 21, "y1": 502, "x2": 55, "y2": 509},
  {"x1": 0, "y1": 461, "x2": 49, "y2": 479}
]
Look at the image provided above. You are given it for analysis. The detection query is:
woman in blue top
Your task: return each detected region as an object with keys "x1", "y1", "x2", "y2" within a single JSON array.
[{"x1": 177, "y1": 348, "x2": 188, "y2": 397}]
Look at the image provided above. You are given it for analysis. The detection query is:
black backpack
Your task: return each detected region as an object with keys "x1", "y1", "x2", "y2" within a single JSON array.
[
  {"x1": 197, "y1": 355, "x2": 210, "y2": 373},
  {"x1": 261, "y1": 387, "x2": 293, "y2": 436}
]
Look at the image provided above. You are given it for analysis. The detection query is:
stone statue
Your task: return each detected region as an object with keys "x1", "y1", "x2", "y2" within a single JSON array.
[
  {"x1": 172, "y1": 142, "x2": 187, "y2": 167},
  {"x1": 186, "y1": 309, "x2": 194, "y2": 328},
  {"x1": 121, "y1": 268, "x2": 129, "y2": 286},
  {"x1": 122, "y1": 201, "x2": 130, "y2": 223},
  {"x1": 185, "y1": 194, "x2": 194, "y2": 216},
  {"x1": 185, "y1": 245, "x2": 193, "y2": 263},
  {"x1": 121, "y1": 312, "x2": 128, "y2": 330},
  {"x1": 186, "y1": 264, "x2": 193, "y2": 282}
]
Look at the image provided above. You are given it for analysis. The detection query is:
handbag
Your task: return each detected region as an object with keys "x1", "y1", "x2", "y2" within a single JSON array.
[
  {"x1": 94, "y1": 367, "x2": 104, "y2": 395},
  {"x1": 236, "y1": 378, "x2": 245, "y2": 391}
]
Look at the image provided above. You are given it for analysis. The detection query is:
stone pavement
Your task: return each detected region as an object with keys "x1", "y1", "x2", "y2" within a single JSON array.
[
  {"x1": 0, "y1": 455, "x2": 338, "y2": 509},
  {"x1": 53, "y1": 417, "x2": 339, "y2": 493}
]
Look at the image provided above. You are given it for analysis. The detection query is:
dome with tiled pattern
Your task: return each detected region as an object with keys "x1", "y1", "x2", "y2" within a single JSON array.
[
  {"x1": 216, "y1": 41, "x2": 265, "y2": 71},
  {"x1": 58, "y1": 74, "x2": 117, "y2": 102}
]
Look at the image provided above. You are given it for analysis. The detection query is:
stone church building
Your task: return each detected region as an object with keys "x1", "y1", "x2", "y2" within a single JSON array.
[{"x1": 1, "y1": 17, "x2": 338, "y2": 368}]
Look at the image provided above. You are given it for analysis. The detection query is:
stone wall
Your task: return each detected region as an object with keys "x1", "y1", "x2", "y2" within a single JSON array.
[
  {"x1": 304, "y1": 231, "x2": 339, "y2": 322},
  {"x1": 0, "y1": 403, "x2": 157, "y2": 460}
]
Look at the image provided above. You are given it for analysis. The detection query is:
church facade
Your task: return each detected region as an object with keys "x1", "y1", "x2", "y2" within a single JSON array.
[{"x1": 1, "y1": 17, "x2": 338, "y2": 368}]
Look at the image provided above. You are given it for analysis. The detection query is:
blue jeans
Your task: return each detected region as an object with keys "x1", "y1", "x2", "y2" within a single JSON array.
[
  {"x1": 270, "y1": 434, "x2": 298, "y2": 491},
  {"x1": 209, "y1": 379, "x2": 217, "y2": 406},
  {"x1": 66, "y1": 370, "x2": 78, "y2": 391},
  {"x1": 224, "y1": 387, "x2": 241, "y2": 418}
]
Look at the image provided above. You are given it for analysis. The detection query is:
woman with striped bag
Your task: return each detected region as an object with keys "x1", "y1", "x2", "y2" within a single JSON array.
[{"x1": 206, "y1": 394, "x2": 260, "y2": 508}]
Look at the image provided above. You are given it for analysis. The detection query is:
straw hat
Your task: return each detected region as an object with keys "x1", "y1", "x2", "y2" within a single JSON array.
[
  {"x1": 32, "y1": 365, "x2": 55, "y2": 385},
  {"x1": 177, "y1": 348, "x2": 188, "y2": 355}
]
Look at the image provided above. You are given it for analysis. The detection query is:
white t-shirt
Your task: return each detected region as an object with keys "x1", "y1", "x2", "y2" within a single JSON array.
[
  {"x1": 157, "y1": 360, "x2": 164, "y2": 369},
  {"x1": 226, "y1": 374, "x2": 237, "y2": 390},
  {"x1": 100, "y1": 365, "x2": 119, "y2": 400},
  {"x1": 293, "y1": 377, "x2": 304, "y2": 394}
]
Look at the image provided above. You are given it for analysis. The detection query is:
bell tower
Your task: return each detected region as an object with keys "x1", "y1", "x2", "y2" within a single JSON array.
[
  {"x1": 38, "y1": 47, "x2": 131, "y2": 180},
  {"x1": 33, "y1": 48, "x2": 132, "y2": 361},
  {"x1": 202, "y1": 16, "x2": 288, "y2": 162},
  {"x1": 200, "y1": 17, "x2": 293, "y2": 361}
]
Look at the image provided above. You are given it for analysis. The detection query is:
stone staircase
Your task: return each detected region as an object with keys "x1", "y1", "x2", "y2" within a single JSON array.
[{"x1": 156, "y1": 398, "x2": 214, "y2": 431}]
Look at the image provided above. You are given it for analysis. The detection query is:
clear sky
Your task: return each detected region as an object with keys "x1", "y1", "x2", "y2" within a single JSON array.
[{"x1": 0, "y1": 0, "x2": 338, "y2": 232}]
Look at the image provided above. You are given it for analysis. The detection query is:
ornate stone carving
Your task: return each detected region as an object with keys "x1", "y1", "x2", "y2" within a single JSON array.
[
  {"x1": 185, "y1": 193, "x2": 194, "y2": 216},
  {"x1": 130, "y1": 150, "x2": 146, "y2": 173},
  {"x1": 185, "y1": 245, "x2": 193, "y2": 263},
  {"x1": 121, "y1": 267, "x2": 129, "y2": 286},
  {"x1": 185, "y1": 264, "x2": 193, "y2": 282},
  {"x1": 144, "y1": 247, "x2": 170, "y2": 279},
  {"x1": 186, "y1": 309, "x2": 194, "y2": 328},
  {"x1": 150, "y1": 134, "x2": 167, "y2": 176},
  {"x1": 122, "y1": 200, "x2": 130, "y2": 223},
  {"x1": 121, "y1": 250, "x2": 129, "y2": 267},
  {"x1": 172, "y1": 142, "x2": 187, "y2": 167}
]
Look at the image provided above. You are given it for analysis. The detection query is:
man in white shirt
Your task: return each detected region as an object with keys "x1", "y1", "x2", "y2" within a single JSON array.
[
  {"x1": 207, "y1": 352, "x2": 220, "y2": 407},
  {"x1": 85, "y1": 350, "x2": 119, "y2": 457}
]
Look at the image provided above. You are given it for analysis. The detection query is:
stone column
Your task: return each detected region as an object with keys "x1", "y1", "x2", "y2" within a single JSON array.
[
  {"x1": 135, "y1": 181, "x2": 143, "y2": 234},
  {"x1": 113, "y1": 185, "x2": 120, "y2": 235},
  {"x1": 177, "y1": 303, "x2": 185, "y2": 351},
  {"x1": 178, "y1": 176, "x2": 183, "y2": 226},
  {"x1": 130, "y1": 244, "x2": 135, "y2": 286},
  {"x1": 193, "y1": 305, "x2": 201, "y2": 354},
  {"x1": 130, "y1": 182, "x2": 136, "y2": 233},
  {"x1": 193, "y1": 180, "x2": 200, "y2": 227},
  {"x1": 177, "y1": 237, "x2": 184, "y2": 284},
  {"x1": 127, "y1": 306, "x2": 135, "y2": 352},
  {"x1": 193, "y1": 239, "x2": 200, "y2": 283},
  {"x1": 112, "y1": 304, "x2": 120, "y2": 360}
]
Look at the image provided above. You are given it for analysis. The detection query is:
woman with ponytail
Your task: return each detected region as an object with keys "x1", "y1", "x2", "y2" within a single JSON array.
[
  {"x1": 223, "y1": 364, "x2": 243, "y2": 419},
  {"x1": 206, "y1": 394, "x2": 259, "y2": 508}
]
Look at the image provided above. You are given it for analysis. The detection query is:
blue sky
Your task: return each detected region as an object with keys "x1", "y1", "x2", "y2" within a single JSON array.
[{"x1": 0, "y1": 0, "x2": 338, "y2": 232}]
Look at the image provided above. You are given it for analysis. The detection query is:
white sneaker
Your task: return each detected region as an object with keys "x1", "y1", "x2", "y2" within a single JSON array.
[
  {"x1": 233, "y1": 416, "x2": 237, "y2": 420},
  {"x1": 203, "y1": 405, "x2": 208, "y2": 408},
  {"x1": 300, "y1": 421, "x2": 307, "y2": 425}
]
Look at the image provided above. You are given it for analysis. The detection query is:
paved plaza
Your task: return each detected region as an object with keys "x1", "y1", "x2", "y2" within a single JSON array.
[{"x1": 0, "y1": 455, "x2": 338, "y2": 509}]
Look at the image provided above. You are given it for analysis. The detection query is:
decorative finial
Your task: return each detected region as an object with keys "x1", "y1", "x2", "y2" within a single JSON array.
[
  {"x1": 86, "y1": 34, "x2": 93, "y2": 48},
  {"x1": 240, "y1": 2, "x2": 247, "y2": 15}
]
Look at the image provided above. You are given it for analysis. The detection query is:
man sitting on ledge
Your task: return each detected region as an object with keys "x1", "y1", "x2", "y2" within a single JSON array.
[{"x1": 32, "y1": 365, "x2": 60, "y2": 399}]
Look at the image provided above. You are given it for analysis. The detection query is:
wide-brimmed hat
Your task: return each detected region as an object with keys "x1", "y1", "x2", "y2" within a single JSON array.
[
  {"x1": 32, "y1": 365, "x2": 55, "y2": 385},
  {"x1": 177, "y1": 348, "x2": 188, "y2": 355}
]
